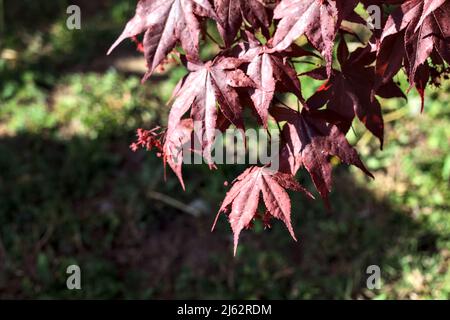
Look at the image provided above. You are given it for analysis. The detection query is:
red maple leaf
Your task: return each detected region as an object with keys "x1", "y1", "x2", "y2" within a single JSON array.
[
  {"x1": 271, "y1": 0, "x2": 360, "y2": 75},
  {"x1": 235, "y1": 32, "x2": 312, "y2": 126},
  {"x1": 214, "y1": 0, "x2": 271, "y2": 47},
  {"x1": 107, "y1": 0, "x2": 218, "y2": 80},
  {"x1": 212, "y1": 166, "x2": 313, "y2": 255},
  {"x1": 162, "y1": 118, "x2": 194, "y2": 190},
  {"x1": 306, "y1": 40, "x2": 404, "y2": 147},
  {"x1": 271, "y1": 105, "x2": 374, "y2": 205},
  {"x1": 378, "y1": 0, "x2": 449, "y2": 110},
  {"x1": 166, "y1": 56, "x2": 255, "y2": 168}
]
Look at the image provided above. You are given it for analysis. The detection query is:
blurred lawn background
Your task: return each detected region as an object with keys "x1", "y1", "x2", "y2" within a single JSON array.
[{"x1": 0, "y1": 0, "x2": 449, "y2": 299}]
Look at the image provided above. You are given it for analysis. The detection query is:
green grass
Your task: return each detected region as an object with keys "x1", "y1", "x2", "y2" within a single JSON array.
[{"x1": 0, "y1": 0, "x2": 449, "y2": 299}]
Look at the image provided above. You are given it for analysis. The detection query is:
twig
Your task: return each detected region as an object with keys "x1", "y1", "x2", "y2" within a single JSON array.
[
  {"x1": 205, "y1": 31, "x2": 222, "y2": 47},
  {"x1": 147, "y1": 190, "x2": 202, "y2": 216},
  {"x1": 291, "y1": 60, "x2": 316, "y2": 65},
  {"x1": 35, "y1": 224, "x2": 55, "y2": 251},
  {"x1": 274, "y1": 97, "x2": 295, "y2": 111}
]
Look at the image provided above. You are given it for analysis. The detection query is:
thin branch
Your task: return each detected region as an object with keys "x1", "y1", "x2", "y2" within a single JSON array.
[
  {"x1": 273, "y1": 97, "x2": 292, "y2": 110},
  {"x1": 205, "y1": 31, "x2": 222, "y2": 47},
  {"x1": 291, "y1": 60, "x2": 317, "y2": 65},
  {"x1": 147, "y1": 190, "x2": 203, "y2": 217},
  {"x1": 351, "y1": 125, "x2": 359, "y2": 139}
]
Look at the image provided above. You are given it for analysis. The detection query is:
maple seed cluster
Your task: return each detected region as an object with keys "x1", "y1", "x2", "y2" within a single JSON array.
[{"x1": 109, "y1": 0, "x2": 450, "y2": 255}]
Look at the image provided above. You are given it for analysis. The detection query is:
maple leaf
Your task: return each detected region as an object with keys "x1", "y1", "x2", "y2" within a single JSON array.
[
  {"x1": 374, "y1": 30, "x2": 406, "y2": 93},
  {"x1": 429, "y1": 1, "x2": 450, "y2": 64},
  {"x1": 163, "y1": 119, "x2": 194, "y2": 190},
  {"x1": 107, "y1": 0, "x2": 218, "y2": 80},
  {"x1": 167, "y1": 56, "x2": 255, "y2": 167},
  {"x1": 378, "y1": 0, "x2": 449, "y2": 110},
  {"x1": 214, "y1": 0, "x2": 271, "y2": 47},
  {"x1": 236, "y1": 33, "x2": 311, "y2": 126},
  {"x1": 306, "y1": 40, "x2": 404, "y2": 147},
  {"x1": 212, "y1": 166, "x2": 313, "y2": 255},
  {"x1": 271, "y1": 105, "x2": 374, "y2": 204},
  {"x1": 271, "y1": 0, "x2": 360, "y2": 75}
]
